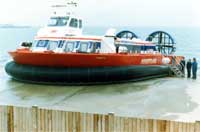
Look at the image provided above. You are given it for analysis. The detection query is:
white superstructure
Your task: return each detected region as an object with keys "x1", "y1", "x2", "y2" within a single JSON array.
[
  {"x1": 32, "y1": 0, "x2": 155, "y2": 54},
  {"x1": 37, "y1": 0, "x2": 82, "y2": 37}
]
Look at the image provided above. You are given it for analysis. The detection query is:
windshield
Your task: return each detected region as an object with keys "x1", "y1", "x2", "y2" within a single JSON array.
[{"x1": 48, "y1": 17, "x2": 69, "y2": 26}]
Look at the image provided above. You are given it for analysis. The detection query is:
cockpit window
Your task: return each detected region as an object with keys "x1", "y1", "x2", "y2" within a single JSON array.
[
  {"x1": 79, "y1": 20, "x2": 82, "y2": 28},
  {"x1": 69, "y1": 18, "x2": 78, "y2": 28},
  {"x1": 48, "y1": 17, "x2": 69, "y2": 26}
]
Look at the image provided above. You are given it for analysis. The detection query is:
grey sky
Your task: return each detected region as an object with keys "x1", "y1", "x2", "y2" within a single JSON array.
[{"x1": 0, "y1": 0, "x2": 199, "y2": 27}]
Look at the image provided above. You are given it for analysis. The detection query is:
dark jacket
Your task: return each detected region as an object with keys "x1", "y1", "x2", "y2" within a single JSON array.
[
  {"x1": 180, "y1": 60, "x2": 186, "y2": 67},
  {"x1": 186, "y1": 62, "x2": 192, "y2": 69},
  {"x1": 192, "y1": 62, "x2": 198, "y2": 72}
]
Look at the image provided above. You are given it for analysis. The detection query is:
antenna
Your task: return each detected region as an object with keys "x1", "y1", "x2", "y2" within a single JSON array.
[
  {"x1": 67, "y1": 0, "x2": 78, "y2": 7},
  {"x1": 52, "y1": 0, "x2": 78, "y2": 8},
  {"x1": 51, "y1": 0, "x2": 79, "y2": 16}
]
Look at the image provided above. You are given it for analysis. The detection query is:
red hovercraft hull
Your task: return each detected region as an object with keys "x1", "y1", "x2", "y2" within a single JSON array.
[
  {"x1": 5, "y1": 49, "x2": 174, "y2": 85},
  {"x1": 9, "y1": 50, "x2": 164, "y2": 67}
]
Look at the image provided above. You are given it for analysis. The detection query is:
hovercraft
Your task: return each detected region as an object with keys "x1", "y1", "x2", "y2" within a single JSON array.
[{"x1": 5, "y1": 1, "x2": 184, "y2": 85}]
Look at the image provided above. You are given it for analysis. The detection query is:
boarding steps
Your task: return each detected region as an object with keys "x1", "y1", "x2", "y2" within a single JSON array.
[{"x1": 169, "y1": 57, "x2": 185, "y2": 78}]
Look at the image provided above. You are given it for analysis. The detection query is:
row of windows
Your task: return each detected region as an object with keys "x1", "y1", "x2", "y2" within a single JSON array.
[
  {"x1": 35, "y1": 40, "x2": 101, "y2": 53},
  {"x1": 48, "y1": 17, "x2": 82, "y2": 28},
  {"x1": 116, "y1": 45, "x2": 156, "y2": 53},
  {"x1": 35, "y1": 40, "x2": 156, "y2": 53}
]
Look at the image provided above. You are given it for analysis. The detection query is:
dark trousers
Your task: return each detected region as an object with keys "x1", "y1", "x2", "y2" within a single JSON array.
[
  {"x1": 181, "y1": 67, "x2": 185, "y2": 75},
  {"x1": 187, "y1": 69, "x2": 191, "y2": 78},
  {"x1": 192, "y1": 70, "x2": 197, "y2": 79}
]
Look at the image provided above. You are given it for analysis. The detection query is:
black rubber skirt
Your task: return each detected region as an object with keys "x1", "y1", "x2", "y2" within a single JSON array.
[{"x1": 5, "y1": 61, "x2": 170, "y2": 85}]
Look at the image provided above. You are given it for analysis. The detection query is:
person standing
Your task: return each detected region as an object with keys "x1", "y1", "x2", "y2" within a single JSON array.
[
  {"x1": 186, "y1": 59, "x2": 192, "y2": 78},
  {"x1": 180, "y1": 57, "x2": 186, "y2": 75},
  {"x1": 192, "y1": 58, "x2": 198, "y2": 79}
]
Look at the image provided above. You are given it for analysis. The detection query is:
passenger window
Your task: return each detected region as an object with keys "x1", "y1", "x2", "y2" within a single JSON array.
[
  {"x1": 90, "y1": 42, "x2": 99, "y2": 53},
  {"x1": 79, "y1": 20, "x2": 82, "y2": 28},
  {"x1": 36, "y1": 40, "x2": 49, "y2": 47},
  {"x1": 89, "y1": 42, "x2": 95, "y2": 53},
  {"x1": 141, "y1": 46, "x2": 156, "y2": 52},
  {"x1": 58, "y1": 40, "x2": 65, "y2": 48},
  {"x1": 96, "y1": 42, "x2": 101, "y2": 49},
  {"x1": 79, "y1": 42, "x2": 89, "y2": 52},
  {"x1": 119, "y1": 46, "x2": 128, "y2": 53},
  {"x1": 92, "y1": 42, "x2": 101, "y2": 53},
  {"x1": 65, "y1": 42, "x2": 75, "y2": 52},
  {"x1": 48, "y1": 41, "x2": 58, "y2": 50},
  {"x1": 69, "y1": 18, "x2": 78, "y2": 28},
  {"x1": 133, "y1": 46, "x2": 141, "y2": 53}
]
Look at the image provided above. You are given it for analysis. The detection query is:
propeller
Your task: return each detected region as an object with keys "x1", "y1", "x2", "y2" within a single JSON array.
[{"x1": 146, "y1": 31, "x2": 176, "y2": 55}]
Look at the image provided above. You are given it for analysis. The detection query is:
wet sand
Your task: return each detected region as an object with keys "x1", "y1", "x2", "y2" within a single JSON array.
[{"x1": 1, "y1": 66, "x2": 200, "y2": 122}]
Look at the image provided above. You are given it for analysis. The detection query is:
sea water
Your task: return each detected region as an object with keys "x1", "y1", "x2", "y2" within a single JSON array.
[{"x1": 0, "y1": 27, "x2": 200, "y2": 122}]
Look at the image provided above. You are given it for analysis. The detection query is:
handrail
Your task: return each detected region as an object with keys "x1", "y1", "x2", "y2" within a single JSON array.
[
  {"x1": 170, "y1": 56, "x2": 185, "y2": 77},
  {"x1": 171, "y1": 56, "x2": 184, "y2": 69}
]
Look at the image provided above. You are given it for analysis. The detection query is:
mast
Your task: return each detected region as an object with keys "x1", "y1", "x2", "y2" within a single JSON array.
[{"x1": 51, "y1": 0, "x2": 79, "y2": 16}]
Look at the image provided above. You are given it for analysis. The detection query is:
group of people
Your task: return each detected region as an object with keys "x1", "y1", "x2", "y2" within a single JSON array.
[{"x1": 180, "y1": 57, "x2": 198, "y2": 79}]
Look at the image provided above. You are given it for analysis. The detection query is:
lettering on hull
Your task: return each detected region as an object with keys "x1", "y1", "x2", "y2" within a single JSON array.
[
  {"x1": 96, "y1": 57, "x2": 106, "y2": 60},
  {"x1": 141, "y1": 58, "x2": 157, "y2": 64}
]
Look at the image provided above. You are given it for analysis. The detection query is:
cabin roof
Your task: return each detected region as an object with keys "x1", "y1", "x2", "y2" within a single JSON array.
[{"x1": 115, "y1": 38, "x2": 155, "y2": 46}]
